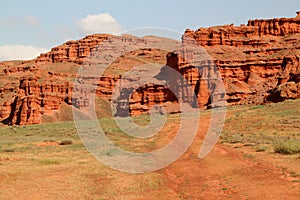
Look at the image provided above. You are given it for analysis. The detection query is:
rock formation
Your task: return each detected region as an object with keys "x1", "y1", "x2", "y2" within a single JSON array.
[
  {"x1": 115, "y1": 11, "x2": 300, "y2": 114},
  {"x1": 36, "y1": 34, "x2": 113, "y2": 64},
  {"x1": 1, "y1": 12, "x2": 300, "y2": 125},
  {"x1": 177, "y1": 12, "x2": 300, "y2": 107}
]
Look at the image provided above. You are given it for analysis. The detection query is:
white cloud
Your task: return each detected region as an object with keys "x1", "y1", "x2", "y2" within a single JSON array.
[
  {"x1": 77, "y1": 13, "x2": 123, "y2": 35},
  {"x1": 0, "y1": 45, "x2": 47, "y2": 61}
]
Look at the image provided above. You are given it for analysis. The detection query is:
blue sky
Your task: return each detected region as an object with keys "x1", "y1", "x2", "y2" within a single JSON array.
[{"x1": 1, "y1": 0, "x2": 300, "y2": 60}]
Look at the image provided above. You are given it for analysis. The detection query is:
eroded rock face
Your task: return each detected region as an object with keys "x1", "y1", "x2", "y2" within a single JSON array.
[
  {"x1": 114, "y1": 12, "x2": 300, "y2": 113},
  {"x1": 0, "y1": 34, "x2": 173, "y2": 124},
  {"x1": 184, "y1": 12, "x2": 300, "y2": 47},
  {"x1": 267, "y1": 81, "x2": 300, "y2": 102},
  {"x1": 8, "y1": 77, "x2": 72, "y2": 125},
  {"x1": 2, "y1": 12, "x2": 300, "y2": 125},
  {"x1": 36, "y1": 34, "x2": 113, "y2": 64},
  {"x1": 175, "y1": 12, "x2": 300, "y2": 107},
  {"x1": 3, "y1": 74, "x2": 123, "y2": 125}
]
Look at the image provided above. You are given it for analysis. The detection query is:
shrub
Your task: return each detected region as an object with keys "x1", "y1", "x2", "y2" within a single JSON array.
[
  {"x1": 59, "y1": 140, "x2": 73, "y2": 145},
  {"x1": 221, "y1": 133, "x2": 243, "y2": 144},
  {"x1": 38, "y1": 159, "x2": 60, "y2": 165},
  {"x1": 43, "y1": 139, "x2": 56, "y2": 142},
  {"x1": 255, "y1": 145, "x2": 269, "y2": 152},
  {"x1": 273, "y1": 140, "x2": 300, "y2": 154},
  {"x1": 2, "y1": 148, "x2": 15, "y2": 153}
]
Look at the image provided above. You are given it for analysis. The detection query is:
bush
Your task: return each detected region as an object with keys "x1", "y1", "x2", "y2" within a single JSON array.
[
  {"x1": 273, "y1": 140, "x2": 300, "y2": 154},
  {"x1": 221, "y1": 133, "x2": 243, "y2": 144},
  {"x1": 43, "y1": 139, "x2": 56, "y2": 142},
  {"x1": 38, "y1": 159, "x2": 60, "y2": 165},
  {"x1": 59, "y1": 140, "x2": 73, "y2": 145},
  {"x1": 2, "y1": 148, "x2": 15, "y2": 152},
  {"x1": 255, "y1": 145, "x2": 269, "y2": 152}
]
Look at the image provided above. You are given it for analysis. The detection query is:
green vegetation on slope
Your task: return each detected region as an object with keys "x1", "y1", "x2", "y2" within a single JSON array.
[{"x1": 221, "y1": 99, "x2": 300, "y2": 154}]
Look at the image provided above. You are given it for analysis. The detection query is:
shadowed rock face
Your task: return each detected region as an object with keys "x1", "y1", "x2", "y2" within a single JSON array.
[
  {"x1": 120, "y1": 11, "x2": 300, "y2": 111},
  {"x1": 1, "y1": 12, "x2": 300, "y2": 125}
]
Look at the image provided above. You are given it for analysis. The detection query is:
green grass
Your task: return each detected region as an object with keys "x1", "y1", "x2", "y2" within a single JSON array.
[
  {"x1": 254, "y1": 145, "x2": 269, "y2": 152},
  {"x1": 0, "y1": 99, "x2": 299, "y2": 199},
  {"x1": 0, "y1": 113, "x2": 176, "y2": 199},
  {"x1": 220, "y1": 133, "x2": 243, "y2": 144},
  {"x1": 131, "y1": 114, "x2": 151, "y2": 126},
  {"x1": 37, "y1": 159, "x2": 61, "y2": 165},
  {"x1": 2, "y1": 99, "x2": 300, "y2": 156},
  {"x1": 0, "y1": 121, "x2": 78, "y2": 148},
  {"x1": 221, "y1": 99, "x2": 300, "y2": 154},
  {"x1": 96, "y1": 113, "x2": 180, "y2": 153},
  {"x1": 273, "y1": 140, "x2": 300, "y2": 154}
]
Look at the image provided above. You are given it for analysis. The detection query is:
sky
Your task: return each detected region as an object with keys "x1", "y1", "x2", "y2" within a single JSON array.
[{"x1": 1, "y1": 0, "x2": 300, "y2": 61}]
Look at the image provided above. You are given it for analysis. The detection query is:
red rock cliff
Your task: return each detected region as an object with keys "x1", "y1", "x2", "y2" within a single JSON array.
[
  {"x1": 36, "y1": 34, "x2": 113, "y2": 64},
  {"x1": 2, "y1": 12, "x2": 300, "y2": 125},
  {"x1": 114, "y1": 12, "x2": 300, "y2": 115},
  {"x1": 175, "y1": 12, "x2": 300, "y2": 107}
]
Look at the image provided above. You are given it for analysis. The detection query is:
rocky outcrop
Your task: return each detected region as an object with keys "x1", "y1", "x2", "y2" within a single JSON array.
[
  {"x1": 35, "y1": 34, "x2": 170, "y2": 65},
  {"x1": 4, "y1": 74, "x2": 124, "y2": 125},
  {"x1": 8, "y1": 77, "x2": 72, "y2": 125},
  {"x1": 115, "y1": 84, "x2": 177, "y2": 116},
  {"x1": 248, "y1": 12, "x2": 300, "y2": 36},
  {"x1": 114, "y1": 12, "x2": 300, "y2": 113},
  {"x1": 36, "y1": 34, "x2": 113, "y2": 64},
  {"x1": 267, "y1": 55, "x2": 300, "y2": 102},
  {"x1": 1, "y1": 34, "x2": 172, "y2": 124},
  {"x1": 184, "y1": 12, "x2": 300, "y2": 47},
  {"x1": 2, "y1": 12, "x2": 300, "y2": 125},
  {"x1": 176, "y1": 12, "x2": 300, "y2": 107},
  {"x1": 267, "y1": 81, "x2": 300, "y2": 102}
]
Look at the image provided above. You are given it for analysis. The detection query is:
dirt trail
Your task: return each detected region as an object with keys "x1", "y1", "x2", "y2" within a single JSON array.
[
  {"x1": 160, "y1": 117, "x2": 300, "y2": 199},
  {"x1": 161, "y1": 144, "x2": 299, "y2": 199}
]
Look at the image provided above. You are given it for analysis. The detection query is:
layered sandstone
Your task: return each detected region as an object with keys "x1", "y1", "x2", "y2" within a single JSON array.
[
  {"x1": 175, "y1": 12, "x2": 300, "y2": 107},
  {"x1": 8, "y1": 77, "x2": 73, "y2": 125},
  {"x1": 1, "y1": 12, "x2": 300, "y2": 125},
  {"x1": 184, "y1": 12, "x2": 300, "y2": 47},
  {"x1": 36, "y1": 34, "x2": 112, "y2": 64},
  {"x1": 114, "y1": 12, "x2": 300, "y2": 114},
  {"x1": 1, "y1": 34, "x2": 173, "y2": 124}
]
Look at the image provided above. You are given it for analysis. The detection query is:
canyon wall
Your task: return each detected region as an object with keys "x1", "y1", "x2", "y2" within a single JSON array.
[
  {"x1": 115, "y1": 12, "x2": 300, "y2": 114},
  {"x1": 1, "y1": 12, "x2": 300, "y2": 125},
  {"x1": 184, "y1": 11, "x2": 300, "y2": 47},
  {"x1": 175, "y1": 12, "x2": 300, "y2": 107}
]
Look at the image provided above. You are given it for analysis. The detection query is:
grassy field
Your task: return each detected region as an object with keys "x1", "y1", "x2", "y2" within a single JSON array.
[
  {"x1": 221, "y1": 100, "x2": 300, "y2": 154},
  {"x1": 0, "y1": 100, "x2": 299, "y2": 199}
]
